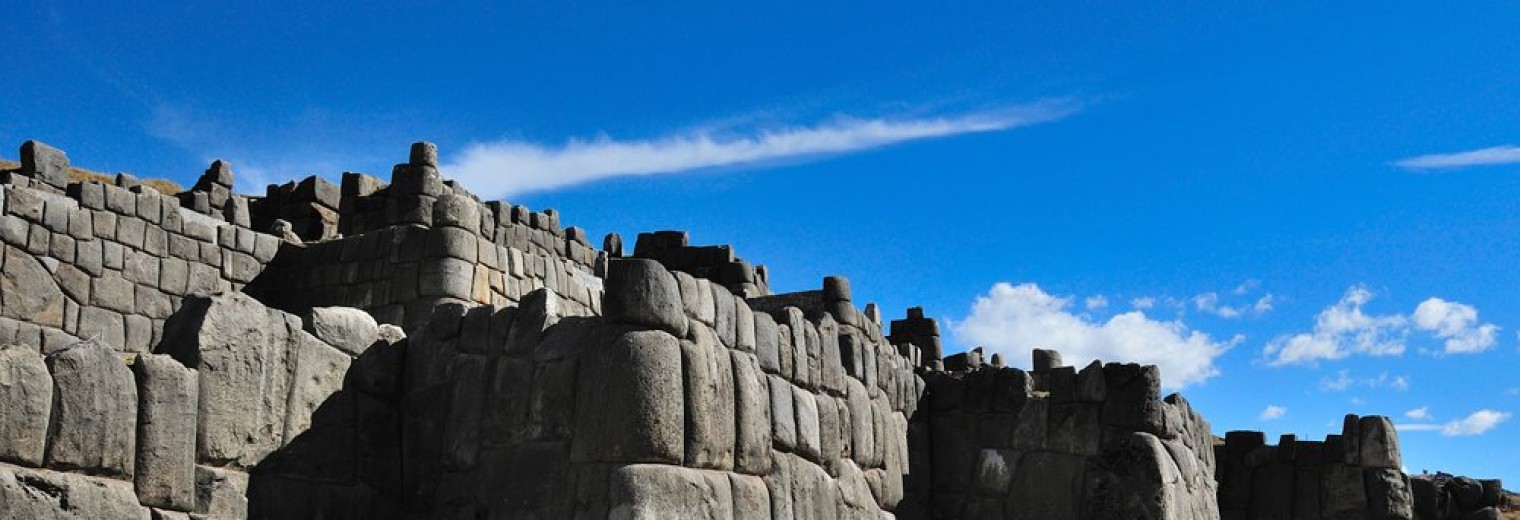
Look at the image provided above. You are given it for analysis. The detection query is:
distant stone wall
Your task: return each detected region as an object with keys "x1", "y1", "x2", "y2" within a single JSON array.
[
  {"x1": 899, "y1": 348, "x2": 1219, "y2": 520},
  {"x1": 0, "y1": 142, "x2": 281, "y2": 355},
  {"x1": 1410, "y1": 473, "x2": 1506, "y2": 520},
  {"x1": 1215, "y1": 414, "x2": 1413, "y2": 520}
]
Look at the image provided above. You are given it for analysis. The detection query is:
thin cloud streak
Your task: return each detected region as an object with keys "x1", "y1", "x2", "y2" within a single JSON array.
[
  {"x1": 443, "y1": 100, "x2": 1081, "y2": 197},
  {"x1": 1394, "y1": 145, "x2": 1520, "y2": 170}
]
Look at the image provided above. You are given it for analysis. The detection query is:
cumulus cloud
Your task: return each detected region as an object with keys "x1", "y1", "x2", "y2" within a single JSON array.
[
  {"x1": 441, "y1": 100, "x2": 1080, "y2": 197},
  {"x1": 1084, "y1": 295, "x2": 1109, "y2": 311},
  {"x1": 1401, "y1": 410, "x2": 1511, "y2": 436},
  {"x1": 1394, "y1": 145, "x2": 1520, "y2": 170},
  {"x1": 1413, "y1": 298, "x2": 1499, "y2": 354},
  {"x1": 1263, "y1": 286, "x2": 1499, "y2": 366},
  {"x1": 952, "y1": 283, "x2": 1238, "y2": 390},
  {"x1": 1259, "y1": 405, "x2": 1287, "y2": 421},
  {"x1": 1405, "y1": 407, "x2": 1431, "y2": 421}
]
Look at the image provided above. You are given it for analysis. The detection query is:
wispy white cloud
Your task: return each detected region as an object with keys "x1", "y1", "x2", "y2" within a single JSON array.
[
  {"x1": 1405, "y1": 406, "x2": 1431, "y2": 421},
  {"x1": 951, "y1": 282, "x2": 1238, "y2": 390},
  {"x1": 1400, "y1": 409, "x2": 1511, "y2": 436},
  {"x1": 1394, "y1": 145, "x2": 1520, "y2": 170},
  {"x1": 1259, "y1": 405, "x2": 1287, "y2": 421},
  {"x1": 1318, "y1": 369, "x2": 1409, "y2": 392},
  {"x1": 1084, "y1": 295, "x2": 1109, "y2": 311},
  {"x1": 1263, "y1": 286, "x2": 1500, "y2": 366},
  {"x1": 441, "y1": 100, "x2": 1081, "y2": 197},
  {"x1": 1192, "y1": 291, "x2": 1274, "y2": 319},
  {"x1": 1130, "y1": 297, "x2": 1156, "y2": 310}
]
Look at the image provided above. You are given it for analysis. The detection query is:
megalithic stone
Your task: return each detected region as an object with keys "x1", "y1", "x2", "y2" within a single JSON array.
[
  {"x1": 410, "y1": 141, "x2": 438, "y2": 168},
  {"x1": 603, "y1": 258, "x2": 687, "y2": 338},
  {"x1": 20, "y1": 140, "x2": 69, "y2": 189},
  {"x1": 1032, "y1": 348, "x2": 1064, "y2": 372}
]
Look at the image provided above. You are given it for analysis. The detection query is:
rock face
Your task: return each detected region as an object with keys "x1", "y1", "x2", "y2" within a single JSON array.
[
  {"x1": 1216, "y1": 414, "x2": 1415, "y2": 520},
  {"x1": 131, "y1": 354, "x2": 198, "y2": 510}
]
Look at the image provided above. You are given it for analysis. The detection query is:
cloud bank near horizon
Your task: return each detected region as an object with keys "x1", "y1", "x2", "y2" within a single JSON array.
[{"x1": 442, "y1": 101, "x2": 1080, "y2": 197}]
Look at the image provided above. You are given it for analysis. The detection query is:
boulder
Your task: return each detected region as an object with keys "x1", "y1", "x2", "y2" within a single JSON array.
[
  {"x1": 1358, "y1": 416, "x2": 1401, "y2": 469},
  {"x1": 303, "y1": 307, "x2": 380, "y2": 356},
  {"x1": 45, "y1": 340, "x2": 137, "y2": 477},
  {"x1": 0, "y1": 345, "x2": 51, "y2": 466}
]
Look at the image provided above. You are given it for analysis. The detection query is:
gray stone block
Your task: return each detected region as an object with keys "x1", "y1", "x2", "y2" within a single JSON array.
[
  {"x1": 0, "y1": 345, "x2": 52, "y2": 466},
  {"x1": 1364, "y1": 467, "x2": 1414, "y2": 520},
  {"x1": 681, "y1": 325, "x2": 735, "y2": 470},
  {"x1": 1321, "y1": 463, "x2": 1368, "y2": 520},
  {"x1": 793, "y1": 385, "x2": 821, "y2": 462},
  {"x1": 0, "y1": 465, "x2": 151, "y2": 519},
  {"x1": 158, "y1": 293, "x2": 291, "y2": 468},
  {"x1": 754, "y1": 311, "x2": 780, "y2": 374},
  {"x1": 608, "y1": 464, "x2": 734, "y2": 519},
  {"x1": 847, "y1": 377, "x2": 876, "y2": 466},
  {"x1": 1358, "y1": 415, "x2": 1401, "y2": 469},
  {"x1": 304, "y1": 306, "x2": 380, "y2": 356},
  {"x1": 603, "y1": 258, "x2": 687, "y2": 337},
  {"x1": 570, "y1": 330, "x2": 683, "y2": 464},
  {"x1": 729, "y1": 473, "x2": 771, "y2": 520},
  {"x1": 418, "y1": 256, "x2": 475, "y2": 299},
  {"x1": 92, "y1": 274, "x2": 136, "y2": 313},
  {"x1": 44, "y1": 340, "x2": 138, "y2": 477},
  {"x1": 1005, "y1": 451, "x2": 1082, "y2": 520},
  {"x1": 2, "y1": 246, "x2": 65, "y2": 327},
  {"x1": 193, "y1": 465, "x2": 248, "y2": 518},
  {"x1": 769, "y1": 374, "x2": 797, "y2": 451},
  {"x1": 712, "y1": 283, "x2": 736, "y2": 347},
  {"x1": 425, "y1": 226, "x2": 479, "y2": 262},
  {"x1": 132, "y1": 354, "x2": 198, "y2": 511},
  {"x1": 731, "y1": 350, "x2": 772, "y2": 475},
  {"x1": 20, "y1": 141, "x2": 69, "y2": 189}
]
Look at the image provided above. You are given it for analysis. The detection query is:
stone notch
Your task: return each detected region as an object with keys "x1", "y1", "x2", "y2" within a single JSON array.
[
  {"x1": 889, "y1": 306, "x2": 942, "y2": 366},
  {"x1": 631, "y1": 230, "x2": 770, "y2": 297},
  {"x1": 19, "y1": 140, "x2": 69, "y2": 189}
]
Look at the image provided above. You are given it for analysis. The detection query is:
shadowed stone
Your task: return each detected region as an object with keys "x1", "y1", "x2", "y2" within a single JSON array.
[
  {"x1": 132, "y1": 354, "x2": 197, "y2": 510},
  {"x1": 0, "y1": 345, "x2": 51, "y2": 466}
]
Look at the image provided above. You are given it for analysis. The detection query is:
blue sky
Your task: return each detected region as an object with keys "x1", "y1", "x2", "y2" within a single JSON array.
[{"x1": 6, "y1": 2, "x2": 1519, "y2": 480}]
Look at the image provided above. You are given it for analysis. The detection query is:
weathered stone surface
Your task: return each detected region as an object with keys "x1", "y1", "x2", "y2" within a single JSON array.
[
  {"x1": 0, "y1": 464, "x2": 151, "y2": 519},
  {"x1": 1033, "y1": 348, "x2": 1064, "y2": 371},
  {"x1": 1364, "y1": 467, "x2": 1414, "y2": 520},
  {"x1": 2, "y1": 247, "x2": 65, "y2": 327},
  {"x1": 769, "y1": 374, "x2": 797, "y2": 451},
  {"x1": 846, "y1": 377, "x2": 876, "y2": 467},
  {"x1": 793, "y1": 385, "x2": 822, "y2": 462},
  {"x1": 1006, "y1": 451, "x2": 1083, "y2": 520},
  {"x1": 1358, "y1": 415, "x2": 1401, "y2": 469},
  {"x1": 283, "y1": 333, "x2": 352, "y2": 442},
  {"x1": 158, "y1": 293, "x2": 291, "y2": 467},
  {"x1": 608, "y1": 464, "x2": 733, "y2": 520},
  {"x1": 972, "y1": 448, "x2": 1016, "y2": 496},
  {"x1": 571, "y1": 330, "x2": 683, "y2": 464},
  {"x1": 0, "y1": 346, "x2": 51, "y2": 466},
  {"x1": 731, "y1": 350, "x2": 772, "y2": 475},
  {"x1": 44, "y1": 341, "x2": 137, "y2": 477},
  {"x1": 20, "y1": 140, "x2": 69, "y2": 188},
  {"x1": 303, "y1": 306, "x2": 379, "y2": 356},
  {"x1": 603, "y1": 259, "x2": 687, "y2": 337},
  {"x1": 734, "y1": 300, "x2": 756, "y2": 352},
  {"x1": 132, "y1": 354, "x2": 197, "y2": 511},
  {"x1": 193, "y1": 465, "x2": 248, "y2": 518},
  {"x1": 1101, "y1": 363, "x2": 1163, "y2": 435},
  {"x1": 753, "y1": 312, "x2": 780, "y2": 374},
  {"x1": 1321, "y1": 463, "x2": 1369, "y2": 520},
  {"x1": 711, "y1": 283, "x2": 736, "y2": 347},
  {"x1": 729, "y1": 473, "x2": 771, "y2": 520},
  {"x1": 682, "y1": 325, "x2": 735, "y2": 470}
]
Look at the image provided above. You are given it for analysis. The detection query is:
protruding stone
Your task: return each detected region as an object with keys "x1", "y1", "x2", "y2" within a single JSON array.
[
  {"x1": 603, "y1": 259, "x2": 687, "y2": 337},
  {"x1": 409, "y1": 141, "x2": 439, "y2": 168},
  {"x1": 1358, "y1": 415, "x2": 1401, "y2": 469},
  {"x1": 205, "y1": 160, "x2": 234, "y2": 186},
  {"x1": 0, "y1": 345, "x2": 52, "y2": 466},
  {"x1": 571, "y1": 330, "x2": 684, "y2": 464},
  {"x1": 823, "y1": 275, "x2": 852, "y2": 302},
  {"x1": 1032, "y1": 348, "x2": 1063, "y2": 372},
  {"x1": 603, "y1": 233, "x2": 624, "y2": 257},
  {"x1": 432, "y1": 194, "x2": 480, "y2": 230},
  {"x1": 303, "y1": 306, "x2": 380, "y2": 356},
  {"x1": 20, "y1": 140, "x2": 69, "y2": 189},
  {"x1": 682, "y1": 326, "x2": 735, "y2": 470},
  {"x1": 608, "y1": 464, "x2": 734, "y2": 519}
]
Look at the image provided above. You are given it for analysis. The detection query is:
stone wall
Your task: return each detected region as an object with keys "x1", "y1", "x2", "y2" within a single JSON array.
[
  {"x1": 1214, "y1": 414, "x2": 1414, "y2": 520},
  {"x1": 1410, "y1": 473, "x2": 1506, "y2": 520},
  {"x1": 0, "y1": 141, "x2": 281, "y2": 355},
  {"x1": 898, "y1": 348, "x2": 1220, "y2": 520}
]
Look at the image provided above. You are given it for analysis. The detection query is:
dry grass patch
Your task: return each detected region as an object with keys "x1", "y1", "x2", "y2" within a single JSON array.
[{"x1": 1, "y1": 158, "x2": 185, "y2": 194}]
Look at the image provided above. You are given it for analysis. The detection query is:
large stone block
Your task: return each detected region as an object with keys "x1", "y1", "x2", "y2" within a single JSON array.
[
  {"x1": 571, "y1": 330, "x2": 683, "y2": 464},
  {"x1": 608, "y1": 464, "x2": 733, "y2": 520},
  {"x1": 754, "y1": 312, "x2": 781, "y2": 374},
  {"x1": 793, "y1": 385, "x2": 822, "y2": 462},
  {"x1": 729, "y1": 473, "x2": 771, "y2": 520},
  {"x1": 731, "y1": 350, "x2": 772, "y2": 475},
  {"x1": 283, "y1": 333, "x2": 353, "y2": 444},
  {"x1": 711, "y1": 283, "x2": 736, "y2": 347},
  {"x1": 1358, "y1": 416, "x2": 1401, "y2": 469},
  {"x1": 2, "y1": 246, "x2": 65, "y2": 327},
  {"x1": 769, "y1": 374, "x2": 798, "y2": 451},
  {"x1": 1364, "y1": 467, "x2": 1414, "y2": 520},
  {"x1": 846, "y1": 377, "x2": 876, "y2": 467},
  {"x1": 303, "y1": 306, "x2": 379, "y2": 356},
  {"x1": 44, "y1": 340, "x2": 137, "y2": 477},
  {"x1": 20, "y1": 140, "x2": 69, "y2": 189},
  {"x1": 1101, "y1": 363, "x2": 1164, "y2": 435},
  {"x1": 682, "y1": 326, "x2": 735, "y2": 470},
  {"x1": 1006, "y1": 451, "x2": 1084, "y2": 520},
  {"x1": 133, "y1": 354, "x2": 198, "y2": 511},
  {"x1": 0, "y1": 464, "x2": 151, "y2": 519},
  {"x1": 158, "y1": 293, "x2": 292, "y2": 467},
  {"x1": 0, "y1": 345, "x2": 51, "y2": 466},
  {"x1": 1321, "y1": 463, "x2": 1368, "y2": 520},
  {"x1": 603, "y1": 259, "x2": 687, "y2": 337},
  {"x1": 193, "y1": 465, "x2": 248, "y2": 518}
]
